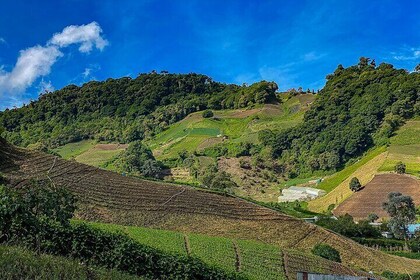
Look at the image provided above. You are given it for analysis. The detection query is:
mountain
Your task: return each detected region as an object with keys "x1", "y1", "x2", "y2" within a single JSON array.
[{"x1": 1, "y1": 138, "x2": 420, "y2": 275}]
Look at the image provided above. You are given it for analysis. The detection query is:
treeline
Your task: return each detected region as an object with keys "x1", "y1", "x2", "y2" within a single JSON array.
[
  {"x1": 260, "y1": 58, "x2": 420, "y2": 176},
  {"x1": 0, "y1": 73, "x2": 278, "y2": 147}
]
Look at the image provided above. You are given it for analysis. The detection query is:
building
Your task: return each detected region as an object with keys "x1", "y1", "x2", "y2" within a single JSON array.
[{"x1": 278, "y1": 186, "x2": 326, "y2": 202}]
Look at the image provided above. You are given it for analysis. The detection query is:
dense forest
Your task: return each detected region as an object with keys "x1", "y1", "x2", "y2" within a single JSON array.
[
  {"x1": 261, "y1": 58, "x2": 420, "y2": 176},
  {"x1": 0, "y1": 73, "x2": 277, "y2": 146}
]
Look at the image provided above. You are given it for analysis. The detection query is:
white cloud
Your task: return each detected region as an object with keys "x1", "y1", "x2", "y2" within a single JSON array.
[
  {"x1": 38, "y1": 79, "x2": 55, "y2": 93},
  {"x1": 0, "y1": 38, "x2": 6, "y2": 45},
  {"x1": 0, "y1": 22, "x2": 107, "y2": 100},
  {"x1": 392, "y1": 47, "x2": 420, "y2": 61},
  {"x1": 6, "y1": 46, "x2": 62, "y2": 92},
  {"x1": 48, "y1": 22, "x2": 108, "y2": 53}
]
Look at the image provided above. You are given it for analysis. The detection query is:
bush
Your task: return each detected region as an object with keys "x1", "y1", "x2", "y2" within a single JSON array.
[
  {"x1": 394, "y1": 162, "x2": 406, "y2": 174},
  {"x1": 202, "y1": 110, "x2": 214, "y2": 118},
  {"x1": 349, "y1": 177, "x2": 362, "y2": 192},
  {"x1": 311, "y1": 243, "x2": 341, "y2": 263}
]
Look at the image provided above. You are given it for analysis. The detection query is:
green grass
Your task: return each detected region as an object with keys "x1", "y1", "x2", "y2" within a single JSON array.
[
  {"x1": 317, "y1": 146, "x2": 387, "y2": 193},
  {"x1": 53, "y1": 140, "x2": 95, "y2": 159},
  {"x1": 387, "y1": 251, "x2": 420, "y2": 260},
  {"x1": 84, "y1": 220, "x2": 291, "y2": 280},
  {"x1": 54, "y1": 141, "x2": 126, "y2": 168},
  {"x1": 75, "y1": 149, "x2": 124, "y2": 167},
  {"x1": 148, "y1": 96, "x2": 313, "y2": 160},
  {"x1": 379, "y1": 121, "x2": 420, "y2": 176},
  {"x1": 237, "y1": 240, "x2": 286, "y2": 280},
  {"x1": 0, "y1": 245, "x2": 141, "y2": 280},
  {"x1": 87, "y1": 222, "x2": 187, "y2": 255},
  {"x1": 189, "y1": 234, "x2": 237, "y2": 273}
]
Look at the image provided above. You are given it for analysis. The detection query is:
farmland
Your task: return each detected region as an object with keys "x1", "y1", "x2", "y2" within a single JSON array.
[
  {"x1": 333, "y1": 174, "x2": 420, "y2": 220},
  {"x1": 86, "y1": 221, "x2": 371, "y2": 280},
  {"x1": 147, "y1": 95, "x2": 315, "y2": 160},
  {"x1": 307, "y1": 147, "x2": 387, "y2": 213},
  {"x1": 379, "y1": 120, "x2": 420, "y2": 176},
  {"x1": 54, "y1": 140, "x2": 127, "y2": 168},
  {"x1": 2, "y1": 139, "x2": 420, "y2": 274}
]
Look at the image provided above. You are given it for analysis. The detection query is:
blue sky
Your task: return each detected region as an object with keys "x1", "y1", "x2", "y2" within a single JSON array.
[{"x1": 0, "y1": 0, "x2": 419, "y2": 109}]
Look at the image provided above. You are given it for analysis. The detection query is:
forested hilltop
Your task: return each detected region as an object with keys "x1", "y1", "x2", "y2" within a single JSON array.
[
  {"x1": 1, "y1": 59, "x2": 419, "y2": 180},
  {"x1": 261, "y1": 59, "x2": 420, "y2": 176},
  {"x1": 0, "y1": 73, "x2": 278, "y2": 146}
]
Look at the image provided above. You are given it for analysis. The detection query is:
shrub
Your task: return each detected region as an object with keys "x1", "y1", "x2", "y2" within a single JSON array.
[
  {"x1": 394, "y1": 162, "x2": 406, "y2": 174},
  {"x1": 311, "y1": 243, "x2": 341, "y2": 263},
  {"x1": 349, "y1": 177, "x2": 362, "y2": 192},
  {"x1": 202, "y1": 110, "x2": 214, "y2": 118}
]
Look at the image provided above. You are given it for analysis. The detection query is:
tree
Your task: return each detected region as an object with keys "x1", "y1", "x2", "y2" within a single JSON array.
[
  {"x1": 140, "y1": 159, "x2": 162, "y2": 178},
  {"x1": 311, "y1": 244, "x2": 341, "y2": 263},
  {"x1": 202, "y1": 110, "x2": 214, "y2": 118},
  {"x1": 394, "y1": 162, "x2": 406, "y2": 174},
  {"x1": 367, "y1": 213, "x2": 379, "y2": 223},
  {"x1": 383, "y1": 192, "x2": 416, "y2": 239},
  {"x1": 349, "y1": 177, "x2": 362, "y2": 192}
]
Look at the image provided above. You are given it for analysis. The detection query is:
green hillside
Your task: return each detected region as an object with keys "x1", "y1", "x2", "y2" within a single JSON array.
[
  {"x1": 148, "y1": 94, "x2": 314, "y2": 160},
  {"x1": 87, "y1": 220, "x2": 371, "y2": 280},
  {"x1": 379, "y1": 119, "x2": 420, "y2": 176},
  {"x1": 0, "y1": 245, "x2": 141, "y2": 280}
]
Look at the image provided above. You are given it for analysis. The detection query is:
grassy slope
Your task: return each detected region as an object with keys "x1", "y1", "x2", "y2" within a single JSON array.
[
  {"x1": 379, "y1": 120, "x2": 420, "y2": 176},
  {"x1": 54, "y1": 140, "x2": 126, "y2": 168},
  {"x1": 0, "y1": 245, "x2": 141, "y2": 280},
  {"x1": 308, "y1": 120, "x2": 420, "y2": 213},
  {"x1": 308, "y1": 147, "x2": 387, "y2": 213},
  {"x1": 87, "y1": 221, "x2": 371, "y2": 280},
  {"x1": 147, "y1": 95, "x2": 314, "y2": 160}
]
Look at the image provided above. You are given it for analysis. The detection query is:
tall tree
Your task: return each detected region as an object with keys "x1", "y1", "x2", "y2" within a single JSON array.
[{"x1": 383, "y1": 192, "x2": 416, "y2": 239}]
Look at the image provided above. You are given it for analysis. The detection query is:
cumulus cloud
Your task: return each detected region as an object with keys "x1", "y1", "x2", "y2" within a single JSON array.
[
  {"x1": 0, "y1": 22, "x2": 107, "y2": 100},
  {"x1": 48, "y1": 22, "x2": 108, "y2": 53}
]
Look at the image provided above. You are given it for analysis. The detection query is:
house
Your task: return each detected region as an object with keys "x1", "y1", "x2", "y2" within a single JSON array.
[
  {"x1": 278, "y1": 186, "x2": 326, "y2": 202},
  {"x1": 381, "y1": 231, "x2": 393, "y2": 239},
  {"x1": 408, "y1": 224, "x2": 420, "y2": 238}
]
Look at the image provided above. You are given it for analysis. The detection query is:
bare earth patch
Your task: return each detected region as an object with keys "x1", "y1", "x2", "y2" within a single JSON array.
[{"x1": 333, "y1": 174, "x2": 420, "y2": 220}]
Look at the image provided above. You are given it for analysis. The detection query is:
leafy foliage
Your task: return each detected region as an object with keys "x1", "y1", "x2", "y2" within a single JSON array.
[
  {"x1": 349, "y1": 177, "x2": 362, "y2": 192},
  {"x1": 316, "y1": 214, "x2": 381, "y2": 238},
  {"x1": 115, "y1": 141, "x2": 162, "y2": 178},
  {"x1": 262, "y1": 58, "x2": 420, "y2": 176},
  {"x1": 383, "y1": 192, "x2": 416, "y2": 239},
  {"x1": 394, "y1": 161, "x2": 406, "y2": 174},
  {"x1": 202, "y1": 110, "x2": 214, "y2": 118},
  {"x1": 0, "y1": 73, "x2": 277, "y2": 148},
  {"x1": 311, "y1": 243, "x2": 341, "y2": 263}
]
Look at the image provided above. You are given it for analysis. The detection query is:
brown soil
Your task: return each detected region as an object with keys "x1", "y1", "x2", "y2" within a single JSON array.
[{"x1": 334, "y1": 173, "x2": 420, "y2": 220}]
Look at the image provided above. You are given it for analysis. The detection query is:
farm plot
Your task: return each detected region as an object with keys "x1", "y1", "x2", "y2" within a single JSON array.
[
  {"x1": 333, "y1": 174, "x2": 420, "y2": 220},
  {"x1": 2, "y1": 139, "x2": 420, "y2": 274},
  {"x1": 379, "y1": 120, "x2": 420, "y2": 176}
]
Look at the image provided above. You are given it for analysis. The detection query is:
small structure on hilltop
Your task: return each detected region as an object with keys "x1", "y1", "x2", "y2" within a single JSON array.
[{"x1": 278, "y1": 186, "x2": 326, "y2": 202}]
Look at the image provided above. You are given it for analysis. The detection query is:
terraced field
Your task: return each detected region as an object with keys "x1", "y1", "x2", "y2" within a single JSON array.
[
  {"x1": 334, "y1": 174, "x2": 420, "y2": 220},
  {"x1": 379, "y1": 120, "x2": 420, "y2": 176},
  {"x1": 147, "y1": 95, "x2": 315, "y2": 160},
  {"x1": 88, "y1": 221, "x2": 374, "y2": 280},
  {"x1": 53, "y1": 140, "x2": 127, "y2": 168},
  {"x1": 2, "y1": 138, "x2": 420, "y2": 275}
]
